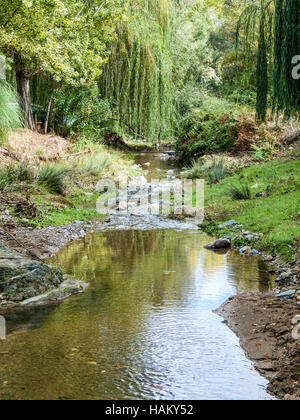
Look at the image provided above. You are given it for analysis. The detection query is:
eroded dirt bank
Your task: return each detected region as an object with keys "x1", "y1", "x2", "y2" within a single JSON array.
[
  {"x1": 216, "y1": 292, "x2": 300, "y2": 400},
  {"x1": 0, "y1": 221, "x2": 96, "y2": 260}
]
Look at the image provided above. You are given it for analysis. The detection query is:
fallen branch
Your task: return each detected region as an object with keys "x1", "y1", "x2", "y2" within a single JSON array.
[{"x1": 63, "y1": 150, "x2": 90, "y2": 159}]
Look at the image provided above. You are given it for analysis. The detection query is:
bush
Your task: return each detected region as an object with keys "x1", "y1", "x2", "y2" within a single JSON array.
[
  {"x1": 38, "y1": 165, "x2": 71, "y2": 194},
  {"x1": 53, "y1": 84, "x2": 113, "y2": 141},
  {"x1": 176, "y1": 96, "x2": 246, "y2": 161},
  {"x1": 228, "y1": 182, "x2": 251, "y2": 200}
]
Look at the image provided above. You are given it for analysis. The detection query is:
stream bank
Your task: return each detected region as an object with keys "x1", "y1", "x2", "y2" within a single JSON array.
[
  {"x1": 0, "y1": 148, "x2": 298, "y2": 400},
  {"x1": 216, "y1": 292, "x2": 300, "y2": 400}
]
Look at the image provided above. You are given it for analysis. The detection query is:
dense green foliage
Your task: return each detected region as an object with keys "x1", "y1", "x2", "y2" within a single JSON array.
[
  {"x1": 237, "y1": 0, "x2": 300, "y2": 120},
  {"x1": 176, "y1": 97, "x2": 253, "y2": 160},
  {"x1": 0, "y1": 0, "x2": 126, "y2": 128},
  {"x1": 1, "y1": 0, "x2": 299, "y2": 155},
  {"x1": 99, "y1": 0, "x2": 175, "y2": 142}
]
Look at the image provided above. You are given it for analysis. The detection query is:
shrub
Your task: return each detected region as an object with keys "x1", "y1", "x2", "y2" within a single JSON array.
[
  {"x1": 176, "y1": 96, "x2": 245, "y2": 161},
  {"x1": 228, "y1": 182, "x2": 251, "y2": 200},
  {"x1": 38, "y1": 165, "x2": 71, "y2": 194}
]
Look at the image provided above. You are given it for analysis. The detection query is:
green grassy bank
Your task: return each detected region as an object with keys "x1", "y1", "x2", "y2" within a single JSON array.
[{"x1": 199, "y1": 152, "x2": 300, "y2": 261}]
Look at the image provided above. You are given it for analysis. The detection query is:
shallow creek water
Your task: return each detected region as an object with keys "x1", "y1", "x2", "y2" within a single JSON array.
[{"x1": 0, "y1": 153, "x2": 275, "y2": 400}]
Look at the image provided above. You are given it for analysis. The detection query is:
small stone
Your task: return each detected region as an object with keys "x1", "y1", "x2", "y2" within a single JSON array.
[
  {"x1": 205, "y1": 238, "x2": 231, "y2": 250},
  {"x1": 276, "y1": 290, "x2": 297, "y2": 299},
  {"x1": 239, "y1": 246, "x2": 252, "y2": 256},
  {"x1": 219, "y1": 220, "x2": 238, "y2": 228}
]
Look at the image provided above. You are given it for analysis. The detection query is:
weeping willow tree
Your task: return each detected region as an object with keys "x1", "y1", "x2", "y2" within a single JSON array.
[
  {"x1": 237, "y1": 0, "x2": 300, "y2": 121},
  {"x1": 0, "y1": 80, "x2": 23, "y2": 144},
  {"x1": 100, "y1": 0, "x2": 176, "y2": 142}
]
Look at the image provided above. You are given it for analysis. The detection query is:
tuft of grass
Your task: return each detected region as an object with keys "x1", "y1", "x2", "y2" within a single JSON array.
[
  {"x1": 78, "y1": 153, "x2": 115, "y2": 176},
  {"x1": 207, "y1": 157, "x2": 227, "y2": 185},
  {"x1": 0, "y1": 164, "x2": 34, "y2": 191},
  {"x1": 184, "y1": 157, "x2": 227, "y2": 184},
  {"x1": 0, "y1": 167, "x2": 9, "y2": 191},
  {"x1": 184, "y1": 159, "x2": 203, "y2": 179},
  {"x1": 228, "y1": 182, "x2": 251, "y2": 200},
  {"x1": 38, "y1": 165, "x2": 71, "y2": 195}
]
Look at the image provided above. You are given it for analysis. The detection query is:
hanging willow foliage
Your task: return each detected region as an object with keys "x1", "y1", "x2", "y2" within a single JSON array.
[
  {"x1": 256, "y1": 6, "x2": 268, "y2": 121},
  {"x1": 99, "y1": 0, "x2": 175, "y2": 142},
  {"x1": 237, "y1": 0, "x2": 300, "y2": 120},
  {"x1": 274, "y1": 0, "x2": 300, "y2": 117}
]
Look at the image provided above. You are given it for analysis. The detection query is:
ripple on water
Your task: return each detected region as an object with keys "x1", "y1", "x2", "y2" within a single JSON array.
[{"x1": 0, "y1": 228, "x2": 275, "y2": 400}]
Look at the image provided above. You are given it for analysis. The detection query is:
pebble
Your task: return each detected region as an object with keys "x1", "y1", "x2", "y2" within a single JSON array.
[
  {"x1": 276, "y1": 290, "x2": 297, "y2": 299},
  {"x1": 219, "y1": 220, "x2": 238, "y2": 228}
]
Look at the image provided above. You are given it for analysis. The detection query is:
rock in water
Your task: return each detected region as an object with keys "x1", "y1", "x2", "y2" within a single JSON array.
[
  {"x1": 20, "y1": 276, "x2": 89, "y2": 307},
  {"x1": 0, "y1": 244, "x2": 63, "y2": 303},
  {"x1": 204, "y1": 238, "x2": 231, "y2": 250},
  {"x1": 239, "y1": 246, "x2": 252, "y2": 256}
]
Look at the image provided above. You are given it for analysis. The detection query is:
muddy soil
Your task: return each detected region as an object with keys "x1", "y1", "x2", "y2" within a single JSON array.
[
  {"x1": 216, "y1": 292, "x2": 300, "y2": 400},
  {"x1": 0, "y1": 222, "x2": 96, "y2": 260}
]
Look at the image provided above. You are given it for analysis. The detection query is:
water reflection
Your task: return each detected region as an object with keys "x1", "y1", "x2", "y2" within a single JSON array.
[
  {"x1": 134, "y1": 152, "x2": 179, "y2": 180},
  {"x1": 0, "y1": 230, "x2": 274, "y2": 400}
]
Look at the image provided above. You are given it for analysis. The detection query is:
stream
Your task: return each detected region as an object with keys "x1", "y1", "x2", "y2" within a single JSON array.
[{"x1": 0, "y1": 152, "x2": 275, "y2": 400}]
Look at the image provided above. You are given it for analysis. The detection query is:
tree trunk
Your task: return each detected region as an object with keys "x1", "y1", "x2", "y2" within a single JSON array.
[
  {"x1": 44, "y1": 81, "x2": 56, "y2": 134},
  {"x1": 14, "y1": 56, "x2": 35, "y2": 130}
]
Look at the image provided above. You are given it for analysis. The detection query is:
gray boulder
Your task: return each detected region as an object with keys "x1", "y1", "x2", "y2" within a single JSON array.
[
  {"x1": 0, "y1": 244, "x2": 63, "y2": 303},
  {"x1": 20, "y1": 276, "x2": 89, "y2": 307}
]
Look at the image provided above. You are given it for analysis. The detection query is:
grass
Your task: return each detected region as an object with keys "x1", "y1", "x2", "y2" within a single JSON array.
[
  {"x1": 38, "y1": 165, "x2": 71, "y2": 194},
  {"x1": 27, "y1": 207, "x2": 102, "y2": 227},
  {"x1": 199, "y1": 157, "x2": 300, "y2": 261},
  {"x1": 228, "y1": 182, "x2": 251, "y2": 200},
  {"x1": 0, "y1": 164, "x2": 34, "y2": 191},
  {"x1": 184, "y1": 157, "x2": 227, "y2": 184},
  {"x1": 78, "y1": 153, "x2": 115, "y2": 176}
]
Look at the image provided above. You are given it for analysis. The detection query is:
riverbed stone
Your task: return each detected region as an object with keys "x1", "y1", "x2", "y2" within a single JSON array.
[
  {"x1": 205, "y1": 238, "x2": 231, "y2": 250},
  {"x1": 276, "y1": 290, "x2": 297, "y2": 299},
  {"x1": 0, "y1": 244, "x2": 63, "y2": 303},
  {"x1": 239, "y1": 246, "x2": 252, "y2": 256},
  {"x1": 219, "y1": 220, "x2": 238, "y2": 228},
  {"x1": 20, "y1": 276, "x2": 89, "y2": 307}
]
